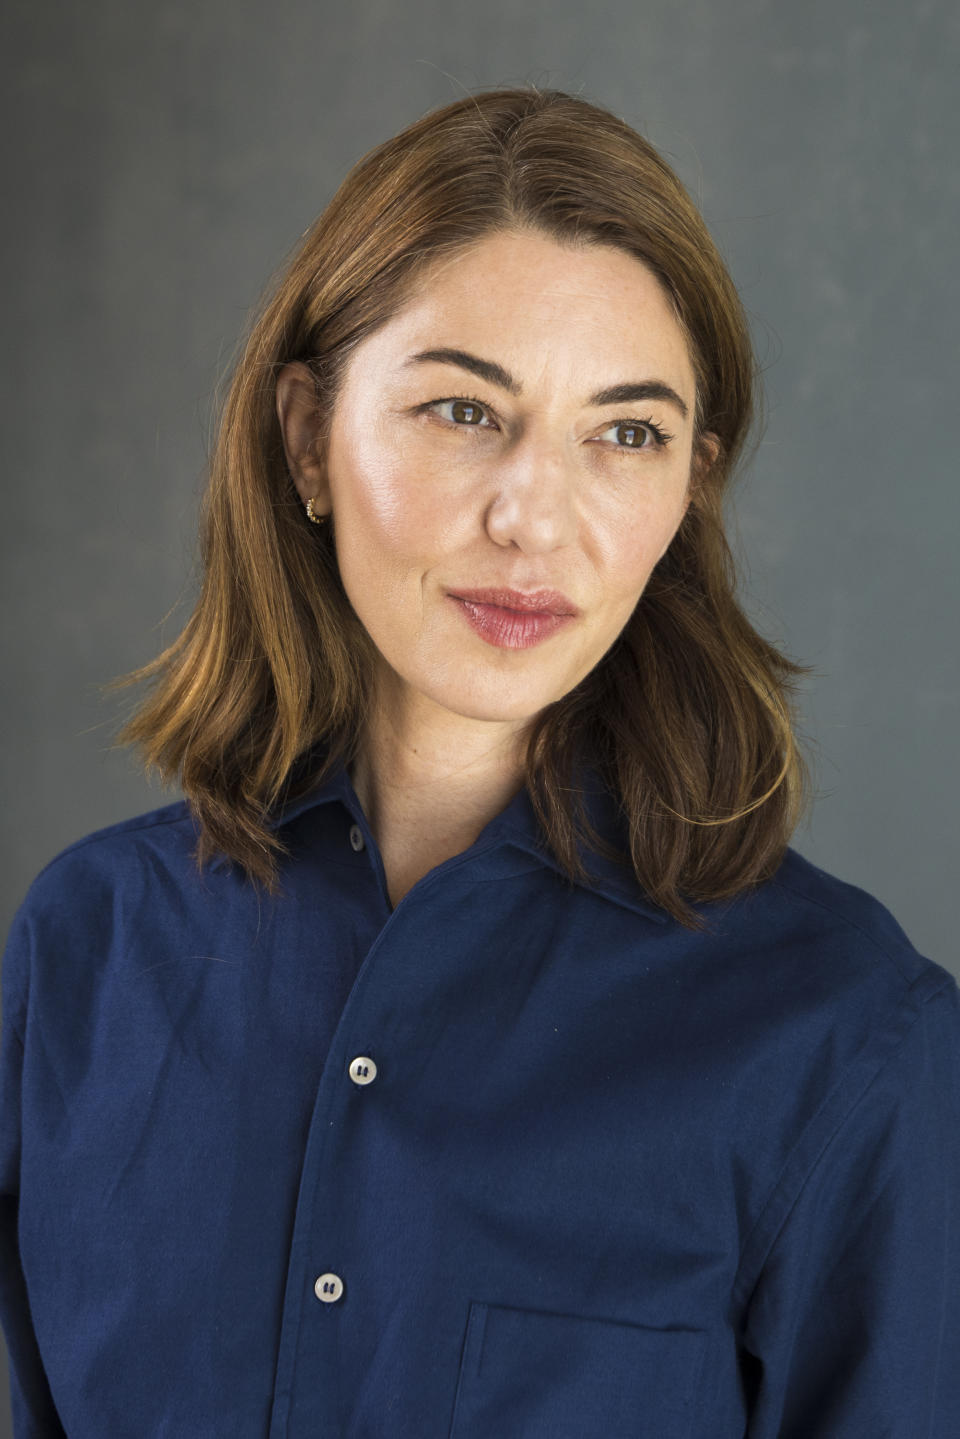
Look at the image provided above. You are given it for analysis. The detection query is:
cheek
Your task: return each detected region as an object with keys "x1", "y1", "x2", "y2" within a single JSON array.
[
  {"x1": 328, "y1": 457, "x2": 408, "y2": 583},
  {"x1": 594, "y1": 486, "x2": 688, "y2": 603},
  {"x1": 329, "y1": 422, "x2": 470, "y2": 571},
  {"x1": 335, "y1": 456, "x2": 409, "y2": 553}
]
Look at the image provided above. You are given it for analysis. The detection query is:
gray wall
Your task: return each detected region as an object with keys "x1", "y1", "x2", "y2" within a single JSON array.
[{"x1": 2, "y1": 0, "x2": 958, "y2": 1427}]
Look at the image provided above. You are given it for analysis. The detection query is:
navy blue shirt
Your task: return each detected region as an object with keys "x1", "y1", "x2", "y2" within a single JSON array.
[{"x1": 1, "y1": 760, "x2": 959, "y2": 1437}]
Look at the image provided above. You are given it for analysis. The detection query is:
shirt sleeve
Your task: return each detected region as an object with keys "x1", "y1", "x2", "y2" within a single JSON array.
[
  {"x1": 0, "y1": 904, "x2": 67, "y2": 1437},
  {"x1": 739, "y1": 974, "x2": 960, "y2": 1438}
]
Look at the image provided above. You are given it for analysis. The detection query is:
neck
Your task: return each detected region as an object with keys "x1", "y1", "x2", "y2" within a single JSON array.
[{"x1": 349, "y1": 669, "x2": 531, "y2": 906}]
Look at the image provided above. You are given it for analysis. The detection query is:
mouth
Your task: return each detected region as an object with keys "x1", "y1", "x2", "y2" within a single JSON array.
[
  {"x1": 446, "y1": 587, "x2": 579, "y2": 616},
  {"x1": 446, "y1": 587, "x2": 579, "y2": 650}
]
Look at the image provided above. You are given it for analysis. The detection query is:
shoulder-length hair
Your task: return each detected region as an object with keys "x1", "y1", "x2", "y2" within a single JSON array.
[{"x1": 109, "y1": 85, "x2": 810, "y2": 927}]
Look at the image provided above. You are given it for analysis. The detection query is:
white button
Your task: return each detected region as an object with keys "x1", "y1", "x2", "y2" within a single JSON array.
[
  {"x1": 349, "y1": 1055, "x2": 377, "y2": 1086},
  {"x1": 314, "y1": 1272, "x2": 344, "y2": 1303},
  {"x1": 348, "y1": 824, "x2": 365, "y2": 852}
]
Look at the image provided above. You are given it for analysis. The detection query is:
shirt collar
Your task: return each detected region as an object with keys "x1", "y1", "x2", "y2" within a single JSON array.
[
  {"x1": 487, "y1": 775, "x2": 668, "y2": 924},
  {"x1": 268, "y1": 749, "x2": 669, "y2": 926}
]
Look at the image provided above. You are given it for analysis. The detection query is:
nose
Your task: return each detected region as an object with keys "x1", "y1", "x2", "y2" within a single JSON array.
[{"x1": 483, "y1": 438, "x2": 578, "y2": 554}]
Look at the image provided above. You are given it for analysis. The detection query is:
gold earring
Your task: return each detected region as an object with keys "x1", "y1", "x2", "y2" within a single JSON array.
[{"x1": 305, "y1": 497, "x2": 326, "y2": 525}]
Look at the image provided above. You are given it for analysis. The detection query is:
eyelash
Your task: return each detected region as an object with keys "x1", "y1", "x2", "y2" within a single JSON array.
[{"x1": 422, "y1": 394, "x2": 674, "y2": 451}]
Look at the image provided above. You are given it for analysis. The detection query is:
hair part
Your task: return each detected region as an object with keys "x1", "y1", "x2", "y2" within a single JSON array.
[{"x1": 107, "y1": 84, "x2": 810, "y2": 927}]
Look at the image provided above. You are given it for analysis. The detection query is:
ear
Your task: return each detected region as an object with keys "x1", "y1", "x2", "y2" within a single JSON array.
[
  {"x1": 276, "y1": 362, "x2": 330, "y2": 514},
  {"x1": 687, "y1": 429, "x2": 722, "y2": 507}
]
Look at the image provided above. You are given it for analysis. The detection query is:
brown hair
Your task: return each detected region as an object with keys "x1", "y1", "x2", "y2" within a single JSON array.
[{"x1": 108, "y1": 85, "x2": 810, "y2": 926}]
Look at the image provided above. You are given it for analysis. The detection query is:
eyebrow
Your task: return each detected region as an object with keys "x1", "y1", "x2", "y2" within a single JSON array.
[{"x1": 403, "y1": 347, "x2": 689, "y2": 420}]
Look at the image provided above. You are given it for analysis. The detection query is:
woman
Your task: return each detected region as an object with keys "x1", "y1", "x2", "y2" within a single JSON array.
[{"x1": 1, "y1": 86, "x2": 957, "y2": 1438}]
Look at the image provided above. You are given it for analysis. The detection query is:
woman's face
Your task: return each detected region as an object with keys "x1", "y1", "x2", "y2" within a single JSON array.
[{"x1": 283, "y1": 227, "x2": 703, "y2": 729}]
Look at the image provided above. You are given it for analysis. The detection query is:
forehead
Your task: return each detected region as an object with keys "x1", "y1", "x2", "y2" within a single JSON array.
[{"x1": 349, "y1": 228, "x2": 695, "y2": 398}]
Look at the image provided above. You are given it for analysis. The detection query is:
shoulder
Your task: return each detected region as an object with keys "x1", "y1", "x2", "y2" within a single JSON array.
[
  {"x1": 768, "y1": 847, "x2": 934, "y2": 984},
  {"x1": 687, "y1": 846, "x2": 958, "y2": 1116},
  {"x1": 2, "y1": 799, "x2": 201, "y2": 1025},
  {"x1": 14, "y1": 797, "x2": 198, "y2": 913},
  {"x1": 714, "y1": 844, "x2": 952, "y2": 998},
  {"x1": 729, "y1": 850, "x2": 960, "y2": 1300},
  {"x1": 709, "y1": 845, "x2": 960, "y2": 1157}
]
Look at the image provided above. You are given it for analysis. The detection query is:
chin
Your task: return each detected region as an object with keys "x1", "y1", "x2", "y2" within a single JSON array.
[
  {"x1": 372, "y1": 644, "x2": 587, "y2": 726},
  {"x1": 422, "y1": 675, "x2": 566, "y2": 726}
]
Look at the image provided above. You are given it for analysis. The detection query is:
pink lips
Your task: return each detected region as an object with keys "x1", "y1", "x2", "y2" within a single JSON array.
[{"x1": 447, "y1": 587, "x2": 579, "y2": 650}]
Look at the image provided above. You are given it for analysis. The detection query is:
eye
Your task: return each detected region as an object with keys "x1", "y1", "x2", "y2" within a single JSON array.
[
  {"x1": 426, "y1": 395, "x2": 498, "y2": 429},
  {"x1": 597, "y1": 417, "x2": 674, "y2": 451}
]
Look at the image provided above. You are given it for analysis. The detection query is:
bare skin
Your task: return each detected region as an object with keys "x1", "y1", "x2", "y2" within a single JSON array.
[
  {"x1": 277, "y1": 226, "x2": 710, "y2": 906},
  {"x1": 349, "y1": 672, "x2": 525, "y2": 908}
]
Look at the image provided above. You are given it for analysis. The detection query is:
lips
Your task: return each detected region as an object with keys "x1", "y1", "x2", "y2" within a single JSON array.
[
  {"x1": 446, "y1": 587, "x2": 580, "y2": 651},
  {"x1": 446, "y1": 587, "x2": 579, "y2": 616}
]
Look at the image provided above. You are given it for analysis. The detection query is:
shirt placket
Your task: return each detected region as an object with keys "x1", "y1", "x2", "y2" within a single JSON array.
[{"x1": 268, "y1": 799, "x2": 479, "y2": 1436}]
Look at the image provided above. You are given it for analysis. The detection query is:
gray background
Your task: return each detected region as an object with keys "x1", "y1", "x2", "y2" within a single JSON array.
[{"x1": 1, "y1": 0, "x2": 958, "y2": 1425}]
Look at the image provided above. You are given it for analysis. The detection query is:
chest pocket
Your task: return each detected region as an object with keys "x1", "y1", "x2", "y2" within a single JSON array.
[{"x1": 448, "y1": 1300, "x2": 706, "y2": 1439}]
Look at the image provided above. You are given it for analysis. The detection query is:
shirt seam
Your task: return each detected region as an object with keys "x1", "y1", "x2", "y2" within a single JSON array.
[
  {"x1": 732, "y1": 968, "x2": 954, "y2": 1312},
  {"x1": 770, "y1": 874, "x2": 918, "y2": 984},
  {"x1": 23, "y1": 809, "x2": 192, "y2": 888}
]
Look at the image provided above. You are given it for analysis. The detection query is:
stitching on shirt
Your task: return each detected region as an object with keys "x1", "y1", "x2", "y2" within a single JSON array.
[
  {"x1": 770, "y1": 875, "x2": 919, "y2": 985},
  {"x1": 731, "y1": 970, "x2": 954, "y2": 1313},
  {"x1": 22, "y1": 807, "x2": 193, "y2": 889}
]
